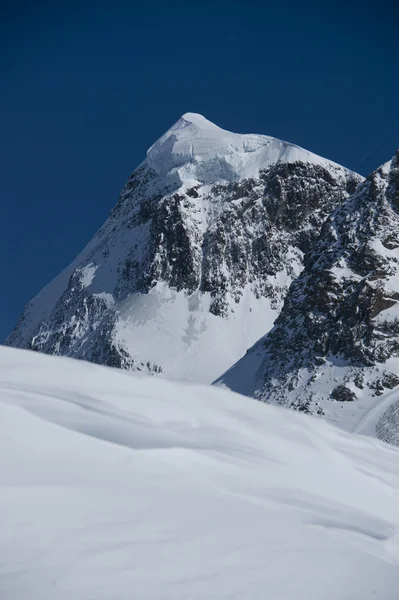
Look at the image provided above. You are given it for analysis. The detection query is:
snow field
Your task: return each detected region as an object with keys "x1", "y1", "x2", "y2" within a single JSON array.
[{"x1": 1, "y1": 347, "x2": 399, "y2": 599}]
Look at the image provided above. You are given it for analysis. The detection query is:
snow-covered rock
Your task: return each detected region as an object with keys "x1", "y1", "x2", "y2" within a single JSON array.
[
  {"x1": 2, "y1": 346, "x2": 399, "y2": 599},
  {"x1": 6, "y1": 113, "x2": 361, "y2": 382},
  {"x1": 218, "y1": 152, "x2": 399, "y2": 440}
]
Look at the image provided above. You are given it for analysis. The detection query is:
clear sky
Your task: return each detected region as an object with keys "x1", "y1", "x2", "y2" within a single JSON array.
[{"x1": 2, "y1": 0, "x2": 398, "y2": 340}]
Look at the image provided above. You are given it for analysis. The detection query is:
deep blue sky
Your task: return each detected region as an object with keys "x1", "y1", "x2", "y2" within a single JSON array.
[{"x1": 2, "y1": 0, "x2": 398, "y2": 340}]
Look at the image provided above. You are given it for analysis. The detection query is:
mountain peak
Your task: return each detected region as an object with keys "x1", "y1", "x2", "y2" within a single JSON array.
[
  {"x1": 147, "y1": 113, "x2": 354, "y2": 183},
  {"x1": 7, "y1": 115, "x2": 362, "y2": 384},
  {"x1": 175, "y1": 112, "x2": 219, "y2": 129},
  {"x1": 146, "y1": 111, "x2": 261, "y2": 181}
]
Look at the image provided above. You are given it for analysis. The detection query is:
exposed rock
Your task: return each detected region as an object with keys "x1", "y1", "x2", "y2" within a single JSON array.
[
  {"x1": 381, "y1": 371, "x2": 399, "y2": 389},
  {"x1": 331, "y1": 385, "x2": 356, "y2": 402}
]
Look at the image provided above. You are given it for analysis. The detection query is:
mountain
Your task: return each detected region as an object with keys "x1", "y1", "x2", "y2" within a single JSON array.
[
  {"x1": 2, "y1": 346, "x2": 399, "y2": 599},
  {"x1": 6, "y1": 113, "x2": 361, "y2": 383},
  {"x1": 218, "y1": 152, "x2": 399, "y2": 441}
]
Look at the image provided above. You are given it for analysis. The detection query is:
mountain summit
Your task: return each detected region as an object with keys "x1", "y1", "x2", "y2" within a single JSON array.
[
  {"x1": 6, "y1": 114, "x2": 362, "y2": 382},
  {"x1": 146, "y1": 112, "x2": 342, "y2": 182}
]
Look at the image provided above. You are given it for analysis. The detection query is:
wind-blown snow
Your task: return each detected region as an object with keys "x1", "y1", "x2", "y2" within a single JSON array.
[{"x1": 1, "y1": 346, "x2": 399, "y2": 599}]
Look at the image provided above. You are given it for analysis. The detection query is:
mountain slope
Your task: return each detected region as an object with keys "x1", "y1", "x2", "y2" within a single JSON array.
[
  {"x1": 6, "y1": 113, "x2": 362, "y2": 382},
  {"x1": 218, "y1": 152, "x2": 399, "y2": 439},
  {"x1": 2, "y1": 346, "x2": 399, "y2": 599}
]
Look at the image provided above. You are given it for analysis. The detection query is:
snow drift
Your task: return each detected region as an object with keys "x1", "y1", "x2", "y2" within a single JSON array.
[{"x1": 1, "y1": 346, "x2": 399, "y2": 599}]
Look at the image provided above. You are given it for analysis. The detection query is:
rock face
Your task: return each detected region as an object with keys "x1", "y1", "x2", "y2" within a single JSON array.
[
  {"x1": 6, "y1": 113, "x2": 361, "y2": 383},
  {"x1": 218, "y1": 152, "x2": 399, "y2": 437}
]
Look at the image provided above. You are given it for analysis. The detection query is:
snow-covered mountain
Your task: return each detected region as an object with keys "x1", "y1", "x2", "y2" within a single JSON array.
[
  {"x1": 218, "y1": 152, "x2": 399, "y2": 441},
  {"x1": 2, "y1": 346, "x2": 399, "y2": 600},
  {"x1": 6, "y1": 113, "x2": 361, "y2": 383}
]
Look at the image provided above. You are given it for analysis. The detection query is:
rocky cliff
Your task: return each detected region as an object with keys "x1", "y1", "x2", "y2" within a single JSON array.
[{"x1": 218, "y1": 152, "x2": 399, "y2": 438}]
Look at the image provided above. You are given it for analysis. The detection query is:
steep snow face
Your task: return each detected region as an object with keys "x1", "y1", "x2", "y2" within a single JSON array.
[
  {"x1": 6, "y1": 113, "x2": 362, "y2": 382},
  {"x1": 2, "y1": 347, "x2": 399, "y2": 600},
  {"x1": 218, "y1": 152, "x2": 399, "y2": 440}
]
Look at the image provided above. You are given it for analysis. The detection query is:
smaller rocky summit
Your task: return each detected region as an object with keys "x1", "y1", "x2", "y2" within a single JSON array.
[
  {"x1": 6, "y1": 113, "x2": 361, "y2": 383},
  {"x1": 218, "y1": 152, "x2": 399, "y2": 439}
]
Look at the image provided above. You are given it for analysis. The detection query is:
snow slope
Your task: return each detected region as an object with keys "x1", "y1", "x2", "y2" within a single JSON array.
[
  {"x1": 1, "y1": 346, "x2": 399, "y2": 599},
  {"x1": 6, "y1": 113, "x2": 361, "y2": 382},
  {"x1": 217, "y1": 344, "x2": 399, "y2": 437}
]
